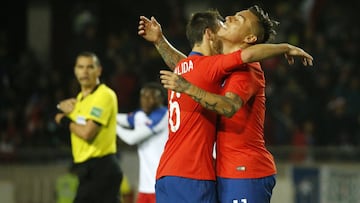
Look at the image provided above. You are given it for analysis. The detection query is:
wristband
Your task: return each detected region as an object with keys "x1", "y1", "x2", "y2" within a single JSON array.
[{"x1": 60, "y1": 116, "x2": 72, "y2": 128}]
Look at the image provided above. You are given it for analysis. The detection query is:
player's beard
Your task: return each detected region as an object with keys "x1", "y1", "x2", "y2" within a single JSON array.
[{"x1": 212, "y1": 37, "x2": 223, "y2": 55}]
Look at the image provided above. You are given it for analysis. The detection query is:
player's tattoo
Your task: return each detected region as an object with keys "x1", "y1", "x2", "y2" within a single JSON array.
[
  {"x1": 156, "y1": 40, "x2": 184, "y2": 69},
  {"x1": 189, "y1": 88, "x2": 242, "y2": 118},
  {"x1": 190, "y1": 88, "x2": 207, "y2": 104},
  {"x1": 222, "y1": 92, "x2": 242, "y2": 117},
  {"x1": 200, "y1": 94, "x2": 239, "y2": 118},
  {"x1": 175, "y1": 75, "x2": 191, "y2": 93},
  {"x1": 169, "y1": 73, "x2": 243, "y2": 117},
  {"x1": 222, "y1": 102, "x2": 240, "y2": 117}
]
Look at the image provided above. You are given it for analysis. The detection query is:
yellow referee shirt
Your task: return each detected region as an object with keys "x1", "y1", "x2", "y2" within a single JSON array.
[{"x1": 68, "y1": 84, "x2": 118, "y2": 163}]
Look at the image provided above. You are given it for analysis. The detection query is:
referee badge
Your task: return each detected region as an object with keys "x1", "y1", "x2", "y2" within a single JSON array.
[{"x1": 91, "y1": 107, "x2": 102, "y2": 118}]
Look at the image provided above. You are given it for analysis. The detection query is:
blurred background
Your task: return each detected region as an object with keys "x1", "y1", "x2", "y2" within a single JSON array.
[{"x1": 0, "y1": 0, "x2": 359, "y2": 202}]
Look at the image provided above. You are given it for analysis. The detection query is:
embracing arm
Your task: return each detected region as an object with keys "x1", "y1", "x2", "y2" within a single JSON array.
[
  {"x1": 187, "y1": 87, "x2": 242, "y2": 118},
  {"x1": 155, "y1": 42, "x2": 314, "y2": 69},
  {"x1": 241, "y1": 43, "x2": 313, "y2": 66},
  {"x1": 160, "y1": 70, "x2": 242, "y2": 118},
  {"x1": 138, "y1": 16, "x2": 186, "y2": 70}
]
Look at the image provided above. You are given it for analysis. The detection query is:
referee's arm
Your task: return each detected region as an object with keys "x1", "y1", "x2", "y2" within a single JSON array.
[{"x1": 70, "y1": 119, "x2": 100, "y2": 142}]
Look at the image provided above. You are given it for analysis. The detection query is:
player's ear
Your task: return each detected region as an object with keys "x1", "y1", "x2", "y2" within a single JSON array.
[
  {"x1": 97, "y1": 66, "x2": 102, "y2": 76},
  {"x1": 205, "y1": 28, "x2": 216, "y2": 41},
  {"x1": 244, "y1": 34, "x2": 257, "y2": 44}
]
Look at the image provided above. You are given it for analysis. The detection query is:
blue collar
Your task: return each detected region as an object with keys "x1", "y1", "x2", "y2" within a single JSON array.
[{"x1": 188, "y1": 51, "x2": 203, "y2": 56}]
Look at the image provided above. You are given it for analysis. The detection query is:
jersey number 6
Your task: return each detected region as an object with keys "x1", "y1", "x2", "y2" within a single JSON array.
[{"x1": 169, "y1": 91, "x2": 181, "y2": 132}]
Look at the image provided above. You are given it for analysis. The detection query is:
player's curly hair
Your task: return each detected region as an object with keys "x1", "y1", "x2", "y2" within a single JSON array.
[
  {"x1": 249, "y1": 5, "x2": 279, "y2": 43},
  {"x1": 186, "y1": 10, "x2": 224, "y2": 48}
]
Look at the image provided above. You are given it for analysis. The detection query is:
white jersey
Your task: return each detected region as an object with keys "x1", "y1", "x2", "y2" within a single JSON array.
[{"x1": 116, "y1": 107, "x2": 168, "y2": 193}]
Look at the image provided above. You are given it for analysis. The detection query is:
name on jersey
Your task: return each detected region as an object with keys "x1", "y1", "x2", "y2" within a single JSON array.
[{"x1": 174, "y1": 60, "x2": 194, "y2": 75}]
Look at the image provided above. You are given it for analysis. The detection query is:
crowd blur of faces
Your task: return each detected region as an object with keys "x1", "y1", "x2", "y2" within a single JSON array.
[{"x1": 0, "y1": 0, "x2": 359, "y2": 159}]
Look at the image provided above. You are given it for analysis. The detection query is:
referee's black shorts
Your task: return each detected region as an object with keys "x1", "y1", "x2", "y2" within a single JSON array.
[{"x1": 73, "y1": 154, "x2": 123, "y2": 203}]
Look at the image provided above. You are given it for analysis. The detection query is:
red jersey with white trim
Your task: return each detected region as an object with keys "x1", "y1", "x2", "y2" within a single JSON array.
[
  {"x1": 156, "y1": 50, "x2": 244, "y2": 180},
  {"x1": 216, "y1": 62, "x2": 276, "y2": 178}
]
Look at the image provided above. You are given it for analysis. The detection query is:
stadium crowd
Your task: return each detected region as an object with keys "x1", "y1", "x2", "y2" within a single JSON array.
[{"x1": 0, "y1": 0, "x2": 359, "y2": 160}]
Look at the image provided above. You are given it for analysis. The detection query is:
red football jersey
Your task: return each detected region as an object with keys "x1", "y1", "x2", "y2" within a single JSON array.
[
  {"x1": 216, "y1": 62, "x2": 277, "y2": 178},
  {"x1": 156, "y1": 50, "x2": 244, "y2": 180}
]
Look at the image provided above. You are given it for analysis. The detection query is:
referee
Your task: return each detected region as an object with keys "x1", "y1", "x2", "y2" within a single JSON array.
[{"x1": 55, "y1": 51, "x2": 122, "y2": 203}]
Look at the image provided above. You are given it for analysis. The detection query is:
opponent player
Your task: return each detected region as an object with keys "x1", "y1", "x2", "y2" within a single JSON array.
[
  {"x1": 116, "y1": 82, "x2": 168, "y2": 203},
  {"x1": 138, "y1": 9, "x2": 313, "y2": 203},
  {"x1": 158, "y1": 5, "x2": 314, "y2": 203}
]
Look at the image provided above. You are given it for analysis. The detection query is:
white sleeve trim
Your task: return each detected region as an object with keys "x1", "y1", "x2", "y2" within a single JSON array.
[
  {"x1": 117, "y1": 113, "x2": 130, "y2": 127},
  {"x1": 116, "y1": 124, "x2": 153, "y2": 145}
]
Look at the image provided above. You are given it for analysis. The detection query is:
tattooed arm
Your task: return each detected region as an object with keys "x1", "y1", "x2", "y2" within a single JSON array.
[
  {"x1": 160, "y1": 70, "x2": 242, "y2": 118},
  {"x1": 154, "y1": 35, "x2": 187, "y2": 70},
  {"x1": 138, "y1": 16, "x2": 186, "y2": 70}
]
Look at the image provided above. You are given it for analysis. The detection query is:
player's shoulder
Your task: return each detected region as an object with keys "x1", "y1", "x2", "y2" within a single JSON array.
[
  {"x1": 150, "y1": 106, "x2": 167, "y2": 116},
  {"x1": 148, "y1": 106, "x2": 167, "y2": 121},
  {"x1": 247, "y1": 62, "x2": 261, "y2": 70}
]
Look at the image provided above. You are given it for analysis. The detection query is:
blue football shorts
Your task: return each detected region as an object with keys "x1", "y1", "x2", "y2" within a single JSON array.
[
  {"x1": 156, "y1": 176, "x2": 217, "y2": 203},
  {"x1": 217, "y1": 175, "x2": 276, "y2": 203}
]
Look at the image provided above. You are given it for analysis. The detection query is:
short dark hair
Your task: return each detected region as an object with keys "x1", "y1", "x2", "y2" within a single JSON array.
[
  {"x1": 249, "y1": 5, "x2": 279, "y2": 43},
  {"x1": 76, "y1": 51, "x2": 102, "y2": 67},
  {"x1": 186, "y1": 10, "x2": 224, "y2": 48}
]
